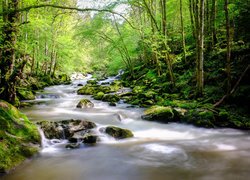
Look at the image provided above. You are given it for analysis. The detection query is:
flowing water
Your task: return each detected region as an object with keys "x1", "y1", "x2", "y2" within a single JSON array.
[{"x1": 3, "y1": 76, "x2": 250, "y2": 180}]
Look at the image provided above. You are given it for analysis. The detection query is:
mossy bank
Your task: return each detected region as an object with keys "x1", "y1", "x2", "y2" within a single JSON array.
[{"x1": 0, "y1": 100, "x2": 40, "y2": 174}]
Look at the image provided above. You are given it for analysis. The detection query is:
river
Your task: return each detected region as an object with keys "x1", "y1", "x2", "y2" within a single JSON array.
[{"x1": 3, "y1": 76, "x2": 250, "y2": 180}]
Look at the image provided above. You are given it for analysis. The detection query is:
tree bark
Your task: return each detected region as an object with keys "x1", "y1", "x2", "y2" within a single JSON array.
[
  {"x1": 180, "y1": 0, "x2": 187, "y2": 63},
  {"x1": 225, "y1": 0, "x2": 231, "y2": 94}
]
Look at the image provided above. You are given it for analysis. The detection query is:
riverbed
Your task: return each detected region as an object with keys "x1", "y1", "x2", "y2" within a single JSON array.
[{"x1": 3, "y1": 77, "x2": 250, "y2": 180}]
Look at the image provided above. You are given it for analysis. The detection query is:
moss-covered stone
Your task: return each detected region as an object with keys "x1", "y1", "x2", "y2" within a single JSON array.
[
  {"x1": 0, "y1": 100, "x2": 40, "y2": 173},
  {"x1": 183, "y1": 109, "x2": 216, "y2": 128},
  {"x1": 102, "y1": 94, "x2": 120, "y2": 103},
  {"x1": 82, "y1": 134, "x2": 98, "y2": 144},
  {"x1": 77, "y1": 85, "x2": 96, "y2": 95},
  {"x1": 16, "y1": 88, "x2": 35, "y2": 100},
  {"x1": 76, "y1": 99, "x2": 94, "y2": 108},
  {"x1": 87, "y1": 79, "x2": 98, "y2": 85},
  {"x1": 142, "y1": 105, "x2": 180, "y2": 123},
  {"x1": 93, "y1": 92, "x2": 105, "y2": 100},
  {"x1": 105, "y1": 126, "x2": 133, "y2": 139}
]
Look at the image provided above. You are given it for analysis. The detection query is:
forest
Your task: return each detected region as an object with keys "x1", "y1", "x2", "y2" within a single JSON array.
[{"x1": 0, "y1": 0, "x2": 250, "y2": 178}]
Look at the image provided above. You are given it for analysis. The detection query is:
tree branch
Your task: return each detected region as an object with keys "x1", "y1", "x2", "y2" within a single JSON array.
[{"x1": 0, "y1": 4, "x2": 136, "y2": 29}]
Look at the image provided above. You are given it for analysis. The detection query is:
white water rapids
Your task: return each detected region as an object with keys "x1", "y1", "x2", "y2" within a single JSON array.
[{"x1": 3, "y1": 75, "x2": 250, "y2": 180}]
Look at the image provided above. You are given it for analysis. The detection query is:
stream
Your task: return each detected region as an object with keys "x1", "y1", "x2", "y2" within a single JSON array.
[{"x1": 3, "y1": 75, "x2": 250, "y2": 180}]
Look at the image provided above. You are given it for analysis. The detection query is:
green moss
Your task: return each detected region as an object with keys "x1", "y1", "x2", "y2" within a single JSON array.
[
  {"x1": 77, "y1": 85, "x2": 96, "y2": 95},
  {"x1": 105, "y1": 126, "x2": 133, "y2": 139},
  {"x1": 0, "y1": 100, "x2": 40, "y2": 173},
  {"x1": 93, "y1": 92, "x2": 105, "y2": 100},
  {"x1": 17, "y1": 88, "x2": 35, "y2": 100},
  {"x1": 142, "y1": 105, "x2": 179, "y2": 123},
  {"x1": 102, "y1": 94, "x2": 120, "y2": 103}
]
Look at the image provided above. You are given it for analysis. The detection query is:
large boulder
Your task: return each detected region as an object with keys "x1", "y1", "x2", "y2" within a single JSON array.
[
  {"x1": 76, "y1": 99, "x2": 94, "y2": 108},
  {"x1": 38, "y1": 120, "x2": 97, "y2": 140},
  {"x1": 141, "y1": 105, "x2": 180, "y2": 123},
  {"x1": 38, "y1": 121, "x2": 70, "y2": 139},
  {"x1": 104, "y1": 126, "x2": 133, "y2": 139}
]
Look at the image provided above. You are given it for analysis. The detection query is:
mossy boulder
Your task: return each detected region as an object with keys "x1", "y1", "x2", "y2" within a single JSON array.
[
  {"x1": 77, "y1": 85, "x2": 96, "y2": 95},
  {"x1": 102, "y1": 94, "x2": 120, "y2": 103},
  {"x1": 17, "y1": 88, "x2": 35, "y2": 100},
  {"x1": 142, "y1": 106, "x2": 180, "y2": 123},
  {"x1": 98, "y1": 86, "x2": 112, "y2": 94},
  {"x1": 87, "y1": 79, "x2": 98, "y2": 85},
  {"x1": 184, "y1": 109, "x2": 216, "y2": 128},
  {"x1": 93, "y1": 92, "x2": 105, "y2": 100},
  {"x1": 0, "y1": 100, "x2": 40, "y2": 173},
  {"x1": 76, "y1": 99, "x2": 94, "y2": 108},
  {"x1": 104, "y1": 126, "x2": 133, "y2": 139}
]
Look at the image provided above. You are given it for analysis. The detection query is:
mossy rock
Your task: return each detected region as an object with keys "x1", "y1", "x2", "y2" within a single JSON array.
[
  {"x1": 77, "y1": 85, "x2": 96, "y2": 95},
  {"x1": 102, "y1": 94, "x2": 120, "y2": 103},
  {"x1": 105, "y1": 126, "x2": 133, "y2": 139},
  {"x1": 142, "y1": 106, "x2": 180, "y2": 123},
  {"x1": 76, "y1": 99, "x2": 94, "y2": 108},
  {"x1": 83, "y1": 134, "x2": 98, "y2": 144},
  {"x1": 93, "y1": 92, "x2": 105, "y2": 100},
  {"x1": 0, "y1": 100, "x2": 40, "y2": 173},
  {"x1": 98, "y1": 86, "x2": 112, "y2": 94},
  {"x1": 87, "y1": 79, "x2": 98, "y2": 85},
  {"x1": 17, "y1": 88, "x2": 35, "y2": 100},
  {"x1": 132, "y1": 86, "x2": 144, "y2": 94},
  {"x1": 183, "y1": 109, "x2": 215, "y2": 128}
]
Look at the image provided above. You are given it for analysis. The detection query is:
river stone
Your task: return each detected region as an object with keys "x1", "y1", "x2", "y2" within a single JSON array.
[
  {"x1": 69, "y1": 120, "x2": 97, "y2": 133},
  {"x1": 104, "y1": 126, "x2": 133, "y2": 139},
  {"x1": 38, "y1": 121, "x2": 67, "y2": 139},
  {"x1": 76, "y1": 99, "x2": 94, "y2": 108},
  {"x1": 93, "y1": 92, "x2": 105, "y2": 100},
  {"x1": 102, "y1": 94, "x2": 120, "y2": 103},
  {"x1": 38, "y1": 120, "x2": 96, "y2": 140},
  {"x1": 65, "y1": 143, "x2": 80, "y2": 149},
  {"x1": 141, "y1": 105, "x2": 180, "y2": 123},
  {"x1": 83, "y1": 134, "x2": 99, "y2": 144}
]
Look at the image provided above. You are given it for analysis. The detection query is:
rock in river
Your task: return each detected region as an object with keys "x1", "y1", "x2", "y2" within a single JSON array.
[
  {"x1": 76, "y1": 99, "x2": 94, "y2": 108},
  {"x1": 104, "y1": 126, "x2": 133, "y2": 139}
]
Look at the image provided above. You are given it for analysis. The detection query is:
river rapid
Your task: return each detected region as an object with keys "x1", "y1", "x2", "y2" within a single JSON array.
[{"x1": 3, "y1": 76, "x2": 250, "y2": 180}]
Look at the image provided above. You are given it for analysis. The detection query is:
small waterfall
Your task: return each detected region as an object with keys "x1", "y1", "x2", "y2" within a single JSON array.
[{"x1": 38, "y1": 127, "x2": 50, "y2": 149}]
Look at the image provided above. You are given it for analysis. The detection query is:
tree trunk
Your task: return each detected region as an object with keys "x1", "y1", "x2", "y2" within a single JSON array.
[
  {"x1": 0, "y1": 0, "x2": 20, "y2": 105},
  {"x1": 211, "y1": 0, "x2": 217, "y2": 46},
  {"x1": 225, "y1": 0, "x2": 231, "y2": 94},
  {"x1": 180, "y1": 0, "x2": 187, "y2": 63}
]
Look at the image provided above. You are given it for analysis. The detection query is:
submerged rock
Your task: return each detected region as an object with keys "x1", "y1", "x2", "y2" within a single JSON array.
[
  {"x1": 76, "y1": 99, "x2": 94, "y2": 108},
  {"x1": 104, "y1": 126, "x2": 133, "y2": 139},
  {"x1": 65, "y1": 143, "x2": 81, "y2": 149}
]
